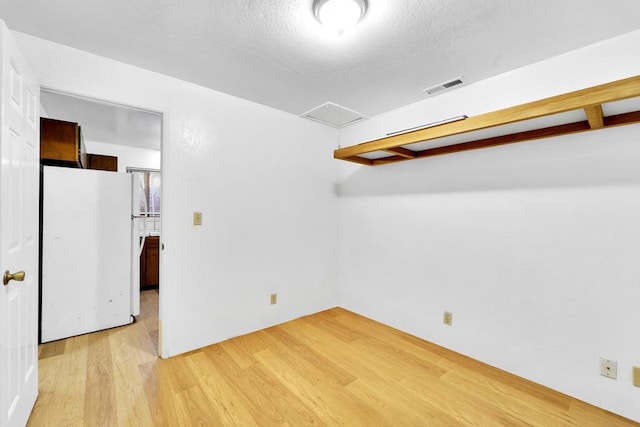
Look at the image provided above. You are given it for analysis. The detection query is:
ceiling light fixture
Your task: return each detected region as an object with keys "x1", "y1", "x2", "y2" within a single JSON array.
[{"x1": 313, "y1": 0, "x2": 367, "y2": 36}]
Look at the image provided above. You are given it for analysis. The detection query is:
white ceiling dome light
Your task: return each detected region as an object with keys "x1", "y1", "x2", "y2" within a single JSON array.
[{"x1": 313, "y1": 0, "x2": 368, "y2": 36}]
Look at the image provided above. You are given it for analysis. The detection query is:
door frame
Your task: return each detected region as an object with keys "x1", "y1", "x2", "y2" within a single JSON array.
[{"x1": 39, "y1": 86, "x2": 169, "y2": 358}]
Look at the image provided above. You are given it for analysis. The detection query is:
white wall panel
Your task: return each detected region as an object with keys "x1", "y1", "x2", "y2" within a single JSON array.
[{"x1": 337, "y1": 30, "x2": 640, "y2": 422}]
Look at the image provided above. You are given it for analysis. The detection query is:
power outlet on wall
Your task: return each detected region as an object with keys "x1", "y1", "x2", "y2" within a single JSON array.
[
  {"x1": 443, "y1": 311, "x2": 453, "y2": 326},
  {"x1": 600, "y1": 358, "x2": 617, "y2": 379},
  {"x1": 270, "y1": 293, "x2": 278, "y2": 305}
]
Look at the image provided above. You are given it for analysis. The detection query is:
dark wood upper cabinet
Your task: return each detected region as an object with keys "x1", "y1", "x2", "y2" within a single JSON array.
[
  {"x1": 86, "y1": 154, "x2": 118, "y2": 172},
  {"x1": 40, "y1": 117, "x2": 86, "y2": 168}
]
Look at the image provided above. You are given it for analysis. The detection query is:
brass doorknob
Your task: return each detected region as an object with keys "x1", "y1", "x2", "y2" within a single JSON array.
[{"x1": 3, "y1": 270, "x2": 25, "y2": 286}]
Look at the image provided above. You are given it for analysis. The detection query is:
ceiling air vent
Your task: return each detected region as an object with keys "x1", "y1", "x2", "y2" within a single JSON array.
[
  {"x1": 301, "y1": 102, "x2": 368, "y2": 128},
  {"x1": 423, "y1": 76, "x2": 465, "y2": 95}
]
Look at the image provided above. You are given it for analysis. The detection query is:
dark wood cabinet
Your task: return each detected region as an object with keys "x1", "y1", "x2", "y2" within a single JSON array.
[
  {"x1": 40, "y1": 117, "x2": 86, "y2": 168},
  {"x1": 140, "y1": 236, "x2": 159, "y2": 289},
  {"x1": 86, "y1": 153, "x2": 118, "y2": 172}
]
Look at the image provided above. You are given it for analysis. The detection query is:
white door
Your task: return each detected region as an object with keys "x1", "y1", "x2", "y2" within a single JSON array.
[{"x1": 0, "y1": 21, "x2": 40, "y2": 427}]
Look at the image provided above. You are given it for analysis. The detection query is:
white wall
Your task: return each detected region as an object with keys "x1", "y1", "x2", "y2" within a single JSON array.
[
  {"x1": 13, "y1": 31, "x2": 339, "y2": 358},
  {"x1": 85, "y1": 140, "x2": 160, "y2": 172},
  {"x1": 337, "y1": 30, "x2": 640, "y2": 421}
]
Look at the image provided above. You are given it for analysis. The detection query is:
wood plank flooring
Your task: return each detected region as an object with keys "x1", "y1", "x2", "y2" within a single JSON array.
[{"x1": 28, "y1": 290, "x2": 637, "y2": 426}]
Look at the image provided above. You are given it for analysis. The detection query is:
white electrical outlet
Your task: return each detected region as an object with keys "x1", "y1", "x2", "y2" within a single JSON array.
[{"x1": 600, "y1": 358, "x2": 617, "y2": 379}]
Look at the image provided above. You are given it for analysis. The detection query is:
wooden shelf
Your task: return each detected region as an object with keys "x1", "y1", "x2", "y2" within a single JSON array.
[{"x1": 334, "y1": 75, "x2": 640, "y2": 166}]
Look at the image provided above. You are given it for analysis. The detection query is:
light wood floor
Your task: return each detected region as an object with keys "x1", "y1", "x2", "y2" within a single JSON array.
[{"x1": 28, "y1": 290, "x2": 637, "y2": 426}]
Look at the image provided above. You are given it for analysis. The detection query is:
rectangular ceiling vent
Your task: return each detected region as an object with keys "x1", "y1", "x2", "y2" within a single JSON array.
[
  {"x1": 301, "y1": 102, "x2": 368, "y2": 129},
  {"x1": 423, "y1": 76, "x2": 465, "y2": 95}
]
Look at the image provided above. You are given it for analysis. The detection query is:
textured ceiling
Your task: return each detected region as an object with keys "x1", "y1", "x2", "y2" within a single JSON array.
[{"x1": 1, "y1": 0, "x2": 640, "y2": 119}]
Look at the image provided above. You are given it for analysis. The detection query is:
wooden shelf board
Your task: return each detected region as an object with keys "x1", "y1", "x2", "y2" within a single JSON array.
[{"x1": 334, "y1": 75, "x2": 640, "y2": 165}]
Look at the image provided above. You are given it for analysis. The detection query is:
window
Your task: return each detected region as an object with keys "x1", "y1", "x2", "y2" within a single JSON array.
[{"x1": 127, "y1": 168, "x2": 161, "y2": 216}]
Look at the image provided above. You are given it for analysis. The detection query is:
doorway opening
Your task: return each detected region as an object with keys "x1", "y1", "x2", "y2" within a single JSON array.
[{"x1": 39, "y1": 88, "x2": 163, "y2": 356}]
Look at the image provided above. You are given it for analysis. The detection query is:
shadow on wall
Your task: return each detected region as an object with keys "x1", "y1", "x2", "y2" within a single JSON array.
[{"x1": 336, "y1": 124, "x2": 640, "y2": 197}]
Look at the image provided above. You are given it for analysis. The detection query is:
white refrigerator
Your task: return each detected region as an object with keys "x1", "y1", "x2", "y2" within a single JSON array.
[{"x1": 41, "y1": 166, "x2": 140, "y2": 343}]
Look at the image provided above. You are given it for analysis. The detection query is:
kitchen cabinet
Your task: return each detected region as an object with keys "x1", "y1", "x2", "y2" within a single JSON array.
[
  {"x1": 40, "y1": 117, "x2": 86, "y2": 168},
  {"x1": 140, "y1": 235, "x2": 159, "y2": 289},
  {"x1": 86, "y1": 153, "x2": 118, "y2": 172}
]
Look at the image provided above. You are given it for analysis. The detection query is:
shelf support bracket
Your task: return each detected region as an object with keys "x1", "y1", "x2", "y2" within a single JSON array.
[
  {"x1": 584, "y1": 105, "x2": 604, "y2": 129},
  {"x1": 383, "y1": 147, "x2": 417, "y2": 159}
]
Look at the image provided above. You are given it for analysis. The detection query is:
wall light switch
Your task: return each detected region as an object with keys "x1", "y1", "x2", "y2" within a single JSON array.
[{"x1": 193, "y1": 212, "x2": 202, "y2": 226}]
